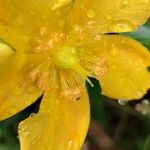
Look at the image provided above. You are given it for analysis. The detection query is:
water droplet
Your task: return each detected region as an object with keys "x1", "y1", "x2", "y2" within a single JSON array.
[
  {"x1": 108, "y1": 20, "x2": 135, "y2": 32},
  {"x1": 18, "y1": 125, "x2": 28, "y2": 137},
  {"x1": 0, "y1": 43, "x2": 14, "y2": 64},
  {"x1": 109, "y1": 44, "x2": 118, "y2": 56},
  {"x1": 134, "y1": 60, "x2": 140, "y2": 67},
  {"x1": 123, "y1": 0, "x2": 128, "y2": 5},
  {"x1": 121, "y1": 0, "x2": 129, "y2": 8},
  {"x1": 120, "y1": 78, "x2": 124, "y2": 83},
  {"x1": 13, "y1": 84, "x2": 23, "y2": 96},
  {"x1": 27, "y1": 84, "x2": 35, "y2": 93},
  {"x1": 103, "y1": 41, "x2": 107, "y2": 47},
  {"x1": 9, "y1": 107, "x2": 17, "y2": 114},
  {"x1": 57, "y1": 0, "x2": 67, "y2": 2},
  {"x1": 112, "y1": 65, "x2": 116, "y2": 69},
  {"x1": 30, "y1": 113, "x2": 36, "y2": 117},
  {"x1": 0, "y1": 105, "x2": 5, "y2": 109},
  {"x1": 58, "y1": 20, "x2": 65, "y2": 26},
  {"x1": 87, "y1": 9, "x2": 96, "y2": 18},
  {"x1": 135, "y1": 91, "x2": 143, "y2": 97},
  {"x1": 95, "y1": 34, "x2": 101, "y2": 41},
  {"x1": 118, "y1": 99, "x2": 128, "y2": 105},
  {"x1": 25, "y1": 100, "x2": 30, "y2": 105},
  {"x1": 106, "y1": 14, "x2": 112, "y2": 20},
  {"x1": 66, "y1": 140, "x2": 78, "y2": 150},
  {"x1": 135, "y1": 2, "x2": 140, "y2": 5}
]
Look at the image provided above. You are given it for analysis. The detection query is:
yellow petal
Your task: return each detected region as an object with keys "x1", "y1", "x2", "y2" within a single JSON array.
[
  {"x1": 78, "y1": 35, "x2": 150, "y2": 100},
  {"x1": 0, "y1": 53, "x2": 43, "y2": 120},
  {"x1": 19, "y1": 88, "x2": 90, "y2": 150},
  {"x1": 0, "y1": 0, "x2": 72, "y2": 52},
  {"x1": 0, "y1": 43, "x2": 25, "y2": 83},
  {"x1": 66, "y1": 0, "x2": 150, "y2": 33}
]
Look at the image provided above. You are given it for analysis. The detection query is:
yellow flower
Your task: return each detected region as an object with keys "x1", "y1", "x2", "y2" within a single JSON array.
[{"x1": 0, "y1": 0, "x2": 150, "y2": 149}]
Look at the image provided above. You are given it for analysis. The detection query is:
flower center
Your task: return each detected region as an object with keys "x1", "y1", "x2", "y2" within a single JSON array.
[
  {"x1": 53, "y1": 46, "x2": 93, "y2": 86},
  {"x1": 53, "y1": 46, "x2": 79, "y2": 69}
]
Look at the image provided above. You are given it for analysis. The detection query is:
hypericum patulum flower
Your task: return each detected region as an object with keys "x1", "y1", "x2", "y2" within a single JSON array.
[{"x1": 0, "y1": 0, "x2": 150, "y2": 149}]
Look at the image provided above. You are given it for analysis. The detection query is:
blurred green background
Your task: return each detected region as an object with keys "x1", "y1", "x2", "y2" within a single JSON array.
[{"x1": 0, "y1": 21, "x2": 150, "y2": 150}]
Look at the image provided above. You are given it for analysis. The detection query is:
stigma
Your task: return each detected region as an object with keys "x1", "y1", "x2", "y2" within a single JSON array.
[
  {"x1": 53, "y1": 46, "x2": 93, "y2": 86},
  {"x1": 53, "y1": 46, "x2": 79, "y2": 69}
]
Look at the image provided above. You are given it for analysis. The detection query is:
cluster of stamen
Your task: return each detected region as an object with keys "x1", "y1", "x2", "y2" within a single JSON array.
[{"x1": 28, "y1": 44, "x2": 92, "y2": 100}]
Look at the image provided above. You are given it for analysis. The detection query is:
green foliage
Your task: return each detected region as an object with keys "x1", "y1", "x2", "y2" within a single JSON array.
[
  {"x1": 143, "y1": 134, "x2": 150, "y2": 150},
  {"x1": 122, "y1": 21, "x2": 150, "y2": 49}
]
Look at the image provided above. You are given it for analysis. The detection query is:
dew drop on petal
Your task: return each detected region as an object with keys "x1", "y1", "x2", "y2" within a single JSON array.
[
  {"x1": 0, "y1": 105, "x2": 5, "y2": 109},
  {"x1": 19, "y1": 125, "x2": 29, "y2": 137},
  {"x1": 87, "y1": 9, "x2": 96, "y2": 18},
  {"x1": 118, "y1": 99, "x2": 128, "y2": 105},
  {"x1": 30, "y1": 113, "x2": 36, "y2": 117},
  {"x1": 108, "y1": 20, "x2": 135, "y2": 32},
  {"x1": 109, "y1": 44, "x2": 118, "y2": 56},
  {"x1": 134, "y1": 60, "x2": 141, "y2": 67},
  {"x1": 9, "y1": 107, "x2": 17, "y2": 114},
  {"x1": 11, "y1": 84, "x2": 23, "y2": 96},
  {"x1": 135, "y1": 91, "x2": 143, "y2": 98},
  {"x1": 120, "y1": 0, "x2": 129, "y2": 8},
  {"x1": 66, "y1": 140, "x2": 78, "y2": 150},
  {"x1": 106, "y1": 14, "x2": 112, "y2": 20},
  {"x1": 135, "y1": 2, "x2": 140, "y2": 5},
  {"x1": 57, "y1": 0, "x2": 67, "y2": 2},
  {"x1": 120, "y1": 78, "x2": 124, "y2": 83}
]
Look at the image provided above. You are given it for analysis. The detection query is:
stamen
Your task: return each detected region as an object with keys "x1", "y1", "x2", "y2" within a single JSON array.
[
  {"x1": 78, "y1": 51, "x2": 108, "y2": 79},
  {"x1": 54, "y1": 46, "x2": 94, "y2": 86},
  {"x1": 61, "y1": 87, "x2": 81, "y2": 101},
  {"x1": 92, "y1": 58, "x2": 109, "y2": 79},
  {"x1": 71, "y1": 63, "x2": 94, "y2": 87},
  {"x1": 37, "y1": 72, "x2": 50, "y2": 91},
  {"x1": 59, "y1": 70, "x2": 83, "y2": 101}
]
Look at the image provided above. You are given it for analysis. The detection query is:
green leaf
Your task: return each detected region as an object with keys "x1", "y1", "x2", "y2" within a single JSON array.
[
  {"x1": 121, "y1": 21, "x2": 150, "y2": 49},
  {"x1": 143, "y1": 134, "x2": 150, "y2": 150}
]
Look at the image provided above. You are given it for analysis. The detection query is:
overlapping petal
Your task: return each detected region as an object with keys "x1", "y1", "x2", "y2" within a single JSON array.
[
  {"x1": 19, "y1": 87, "x2": 90, "y2": 150},
  {"x1": 0, "y1": 48, "x2": 44, "y2": 120},
  {"x1": 66, "y1": 0, "x2": 150, "y2": 33},
  {"x1": 0, "y1": 0, "x2": 72, "y2": 52},
  {"x1": 78, "y1": 35, "x2": 150, "y2": 100}
]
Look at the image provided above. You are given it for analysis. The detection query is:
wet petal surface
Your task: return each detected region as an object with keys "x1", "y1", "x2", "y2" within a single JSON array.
[
  {"x1": 66, "y1": 0, "x2": 150, "y2": 33},
  {"x1": 78, "y1": 35, "x2": 150, "y2": 100},
  {"x1": 0, "y1": 0, "x2": 72, "y2": 52},
  {"x1": 19, "y1": 88, "x2": 90, "y2": 150}
]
